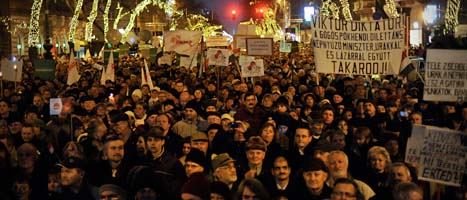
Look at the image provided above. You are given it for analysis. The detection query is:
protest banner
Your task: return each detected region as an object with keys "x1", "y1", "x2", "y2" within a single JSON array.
[
  {"x1": 206, "y1": 36, "x2": 230, "y2": 47},
  {"x1": 1, "y1": 59, "x2": 23, "y2": 82},
  {"x1": 33, "y1": 59, "x2": 55, "y2": 81},
  {"x1": 279, "y1": 42, "x2": 292, "y2": 53},
  {"x1": 207, "y1": 48, "x2": 230, "y2": 66},
  {"x1": 239, "y1": 56, "x2": 264, "y2": 77},
  {"x1": 311, "y1": 15, "x2": 406, "y2": 75},
  {"x1": 237, "y1": 24, "x2": 257, "y2": 35},
  {"x1": 234, "y1": 35, "x2": 258, "y2": 51},
  {"x1": 164, "y1": 30, "x2": 202, "y2": 56},
  {"x1": 158, "y1": 53, "x2": 173, "y2": 65},
  {"x1": 180, "y1": 55, "x2": 198, "y2": 69},
  {"x1": 423, "y1": 49, "x2": 467, "y2": 102},
  {"x1": 405, "y1": 125, "x2": 467, "y2": 187},
  {"x1": 246, "y1": 38, "x2": 273, "y2": 56}
]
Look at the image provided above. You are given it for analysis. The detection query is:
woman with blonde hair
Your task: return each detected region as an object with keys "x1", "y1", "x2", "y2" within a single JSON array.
[{"x1": 362, "y1": 145, "x2": 392, "y2": 191}]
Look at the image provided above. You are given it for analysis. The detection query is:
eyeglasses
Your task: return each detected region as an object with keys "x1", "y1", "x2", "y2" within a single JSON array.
[{"x1": 332, "y1": 191, "x2": 357, "y2": 198}]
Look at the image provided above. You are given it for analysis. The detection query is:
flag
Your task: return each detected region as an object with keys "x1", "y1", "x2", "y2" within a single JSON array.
[
  {"x1": 206, "y1": 48, "x2": 230, "y2": 66},
  {"x1": 85, "y1": 49, "x2": 92, "y2": 61},
  {"x1": 399, "y1": 56, "x2": 415, "y2": 76},
  {"x1": 67, "y1": 51, "x2": 81, "y2": 85},
  {"x1": 100, "y1": 67, "x2": 106, "y2": 85},
  {"x1": 104, "y1": 50, "x2": 115, "y2": 82},
  {"x1": 141, "y1": 59, "x2": 155, "y2": 90},
  {"x1": 98, "y1": 46, "x2": 104, "y2": 63},
  {"x1": 164, "y1": 30, "x2": 202, "y2": 56}
]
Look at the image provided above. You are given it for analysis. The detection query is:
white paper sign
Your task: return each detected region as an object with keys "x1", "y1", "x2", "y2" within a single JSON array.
[
  {"x1": 423, "y1": 49, "x2": 467, "y2": 102},
  {"x1": 180, "y1": 56, "x2": 198, "y2": 68},
  {"x1": 246, "y1": 38, "x2": 273, "y2": 56},
  {"x1": 405, "y1": 125, "x2": 467, "y2": 187},
  {"x1": 50, "y1": 98, "x2": 63, "y2": 115},
  {"x1": 207, "y1": 48, "x2": 230, "y2": 66},
  {"x1": 240, "y1": 56, "x2": 264, "y2": 77}
]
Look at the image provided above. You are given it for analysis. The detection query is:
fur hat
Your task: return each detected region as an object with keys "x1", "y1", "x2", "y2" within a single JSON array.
[{"x1": 246, "y1": 136, "x2": 267, "y2": 152}]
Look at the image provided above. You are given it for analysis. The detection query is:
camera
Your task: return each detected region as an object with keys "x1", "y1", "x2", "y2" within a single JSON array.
[
  {"x1": 400, "y1": 111, "x2": 408, "y2": 117},
  {"x1": 229, "y1": 122, "x2": 239, "y2": 128}
]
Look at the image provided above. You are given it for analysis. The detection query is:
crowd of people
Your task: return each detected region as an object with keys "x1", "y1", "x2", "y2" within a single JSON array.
[{"x1": 0, "y1": 42, "x2": 466, "y2": 200}]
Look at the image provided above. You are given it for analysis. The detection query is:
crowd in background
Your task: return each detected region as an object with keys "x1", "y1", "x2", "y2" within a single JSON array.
[{"x1": 0, "y1": 42, "x2": 466, "y2": 200}]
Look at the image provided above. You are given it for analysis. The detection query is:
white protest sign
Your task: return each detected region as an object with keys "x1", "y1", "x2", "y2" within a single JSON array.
[
  {"x1": 207, "y1": 48, "x2": 230, "y2": 66},
  {"x1": 311, "y1": 15, "x2": 406, "y2": 75},
  {"x1": 206, "y1": 36, "x2": 230, "y2": 47},
  {"x1": 405, "y1": 125, "x2": 467, "y2": 187},
  {"x1": 0, "y1": 59, "x2": 23, "y2": 82},
  {"x1": 180, "y1": 56, "x2": 197, "y2": 68},
  {"x1": 279, "y1": 42, "x2": 292, "y2": 53},
  {"x1": 240, "y1": 56, "x2": 264, "y2": 77},
  {"x1": 423, "y1": 49, "x2": 467, "y2": 102},
  {"x1": 50, "y1": 98, "x2": 63, "y2": 115},
  {"x1": 158, "y1": 54, "x2": 173, "y2": 65},
  {"x1": 246, "y1": 38, "x2": 273, "y2": 56}
]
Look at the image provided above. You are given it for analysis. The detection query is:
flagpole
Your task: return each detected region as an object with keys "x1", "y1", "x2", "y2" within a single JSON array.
[{"x1": 14, "y1": 64, "x2": 17, "y2": 92}]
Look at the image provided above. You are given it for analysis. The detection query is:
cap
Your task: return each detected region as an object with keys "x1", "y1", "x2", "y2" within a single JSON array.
[
  {"x1": 211, "y1": 153, "x2": 235, "y2": 171},
  {"x1": 221, "y1": 113, "x2": 234, "y2": 122},
  {"x1": 191, "y1": 131, "x2": 208, "y2": 141},
  {"x1": 246, "y1": 136, "x2": 267, "y2": 152},
  {"x1": 302, "y1": 157, "x2": 328, "y2": 172},
  {"x1": 57, "y1": 156, "x2": 86, "y2": 169},
  {"x1": 232, "y1": 79, "x2": 241, "y2": 85}
]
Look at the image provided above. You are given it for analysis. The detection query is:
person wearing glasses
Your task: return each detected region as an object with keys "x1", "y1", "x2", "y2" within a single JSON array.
[{"x1": 331, "y1": 178, "x2": 364, "y2": 200}]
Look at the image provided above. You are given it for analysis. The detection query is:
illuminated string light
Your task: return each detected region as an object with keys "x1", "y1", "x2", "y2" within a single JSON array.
[
  {"x1": 28, "y1": 0, "x2": 43, "y2": 46},
  {"x1": 113, "y1": 3, "x2": 129, "y2": 30},
  {"x1": 321, "y1": 0, "x2": 339, "y2": 19},
  {"x1": 340, "y1": 0, "x2": 353, "y2": 21},
  {"x1": 69, "y1": 0, "x2": 84, "y2": 42},
  {"x1": 85, "y1": 0, "x2": 99, "y2": 42},
  {"x1": 104, "y1": 0, "x2": 112, "y2": 42},
  {"x1": 383, "y1": 0, "x2": 400, "y2": 18},
  {"x1": 444, "y1": 0, "x2": 460, "y2": 35},
  {"x1": 120, "y1": 0, "x2": 183, "y2": 43},
  {"x1": 186, "y1": 14, "x2": 222, "y2": 38}
]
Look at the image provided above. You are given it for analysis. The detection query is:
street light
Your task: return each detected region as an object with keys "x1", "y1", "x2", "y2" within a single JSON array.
[{"x1": 231, "y1": 10, "x2": 237, "y2": 20}]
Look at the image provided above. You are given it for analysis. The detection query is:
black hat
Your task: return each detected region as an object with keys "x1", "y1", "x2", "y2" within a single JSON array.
[
  {"x1": 146, "y1": 126, "x2": 166, "y2": 139},
  {"x1": 185, "y1": 148, "x2": 208, "y2": 170},
  {"x1": 302, "y1": 157, "x2": 328, "y2": 172},
  {"x1": 207, "y1": 124, "x2": 223, "y2": 132},
  {"x1": 185, "y1": 100, "x2": 202, "y2": 114},
  {"x1": 181, "y1": 172, "x2": 210, "y2": 199},
  {"x1": 57, "y1": 156, "x2": 86, "y2": 169},
  {"x1": 80, "y1": 95, "x2": 95, "y2": 103},
  {"x1": 210, "y1": 181, "x2": 230, "y2": 199},
  {"x1": 246, "y1": 136, "x2": 267, "y2": 152},
  {"x1": 313, "y1": 140, "x2": 336, "y2": 153},
  {"x1": 110, "y1": 112, "x2": 129, "y2": 123}
]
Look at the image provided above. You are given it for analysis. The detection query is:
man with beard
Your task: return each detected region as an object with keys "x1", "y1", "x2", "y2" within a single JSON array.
[
  {"x1": 59, "y1": 156, "x2": 99, "y2": 199},
  {"x1": 211, "y1": 153, "x2": 238, "y2": 191},
  {"x1": 87, "y1": 134, "x2": 131, "y2": 189},
  {"x1": 327, "y1": 150, "x2": 375, "y2": 200}
]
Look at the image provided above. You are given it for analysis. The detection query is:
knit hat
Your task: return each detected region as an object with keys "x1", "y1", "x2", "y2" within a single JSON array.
[
  {"x1": 99, "y1": 184, "x2": 128, "y2": 200},
  {"x1": 210, "y1": 181, "x2": 230, "y2": 199},
  {"x1": 302, "y1": 157, "x2": 328, "y2": 172},
  {"x1": 181, "y1": 172, "x2": 210, "y2": 200},
  {"x1": 185, "y1": 100, "x2": 202, "y2": 114},
  {"x1": 132, "y1": 89, "x2": 142, "y2": 99},
  {"x1": 185, "y1": 148, "x2": 208, "y2": 170},
  {"x1": 246, "y1": 136, "x2": 267, "y2": 152},
  {"x1": 211, "y1": 153, "x2": 235, "y2": 171}
]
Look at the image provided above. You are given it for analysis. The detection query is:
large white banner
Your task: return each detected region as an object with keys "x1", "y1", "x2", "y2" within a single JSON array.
[
  {"x1": 164, "y1": 30, "x2": 202, "y2": 56},
  {"x1": 424, "y1": 49, "x2": 467, "y2": 102},
  {"x1": 311, "y1": 15, "x2": 406, "y2": 75},
  {"x1": 0, "y1": 59, "x2": 23, "y2": 82},
  {"x1": 405, "y1": 125, "x2": 467, "y2": 187},
  {"x1": 207, "y1": 48, "x2": 230, "y2": 66},
  {"x1": 240, "y1": 56, "x2": 264, "y2": 77}
]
